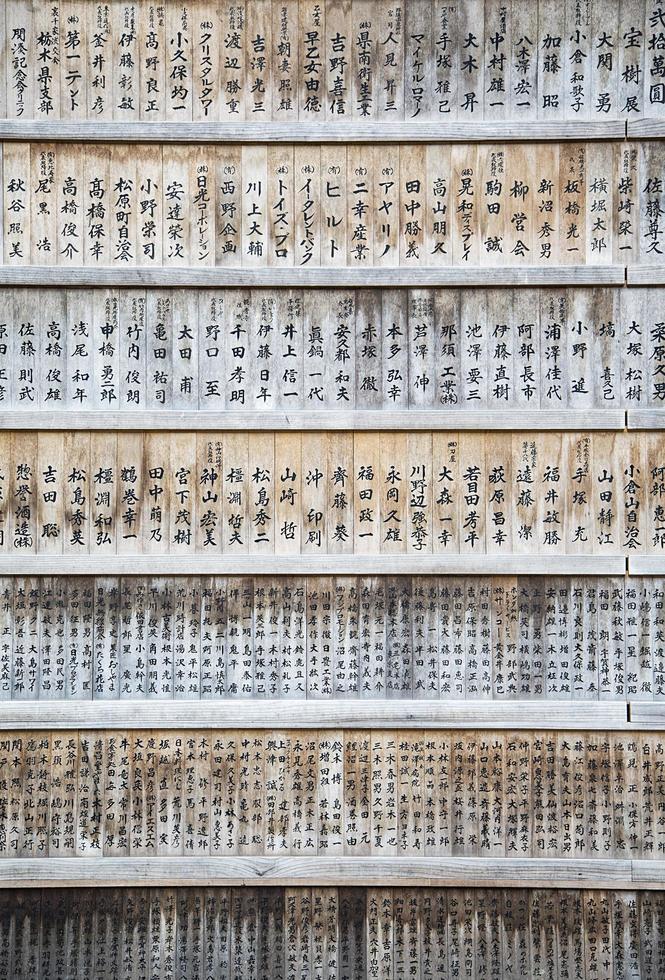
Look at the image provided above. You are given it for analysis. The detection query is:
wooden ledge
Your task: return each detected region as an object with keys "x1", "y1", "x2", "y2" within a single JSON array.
[
  {"x1": 628, "y1": 557, "x2": 665, "y2": 575},
  {"x1": 626, "y1": 119, "x2": 665, "y2": 139},
  {"x1": 0, "y1": 857, "x2": 640, "y2": 889},
  {"x1": 627, "y1": 410, "x2": 665, "y2": 430},
  {"x1": 0, "y1": 410, "x2": 627, "y2": 432},
  {"x1": 0, "y1": 555, "x2": 627, "y2": 576},
  {"x1": 0, "y1": 266, "x2": 627, "y2": 288},
  {"x1": 0, "y1": 700, "x2": 630, "y2": 731},
  {"x1": 626, "y1": 266, "x2": 665, "y2": 286},
  {"x1": 0, "y1": 119, "x2": 627, "y2": 144}
]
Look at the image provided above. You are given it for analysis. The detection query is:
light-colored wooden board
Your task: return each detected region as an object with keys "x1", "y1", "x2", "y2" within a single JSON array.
[
  {"x1": 0, "y1": 555, "x2": 628, "y2": 575},
  {"x1": 0, "y1": 856, "x2": 640, "y2": 889},
  {"x1": 0, "y1": 266, "x2": 627, "y2": 287}
]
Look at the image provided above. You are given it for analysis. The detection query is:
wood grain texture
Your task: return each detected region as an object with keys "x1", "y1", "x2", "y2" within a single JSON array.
[
  {"x1": 0, "y1": 266, "x2": 627, "y2": 286},
  {"x1": 0, "y1": 856, "x2": 641, "y2": 888},
  {"x1": 0, "y1": 556, "x2": 627, "y2": 575},
  {"x1": 0, "y1": 700, "x2": 630, "y2": 731}
]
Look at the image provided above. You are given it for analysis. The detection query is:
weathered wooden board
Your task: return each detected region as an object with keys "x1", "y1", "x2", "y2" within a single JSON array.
[
  {"x1": 0, "y1": 0, "x2": 661, "y2": 123},
  {"x1": 3, "y1": 573, "x2": 665, "y2": 702},
  {"x1": 0, "y1": 727, "x2": 664, "y2": 860},
  {"x1": 0, "y1": 141, "x2": 657, "y2": 268},
  {"x1": 0, "y1": 285, "x2": 662, "y2": 416},
  {"x1": 0, "y1": 429, "x2": 656, "y2": 556}
]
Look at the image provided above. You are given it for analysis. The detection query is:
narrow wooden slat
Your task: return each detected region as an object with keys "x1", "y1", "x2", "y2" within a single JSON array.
[
  {"x1": 0, "y1": 121, "x2": 628, "y2": 143},
  {"x1": 0, "y1": 857, "x2": 638, "y2": 889},
  {"x1": 0, "y1": 555, "x2": 627, "y2": 576},
  {"x1": 0, "y1": 266, "x2": 627, "y2": 288},
  {"x1": 0, "y1": 700, "x2": 630, "y2": 731},
  {"x1": 627, "y1": 266, "x2": 665, "y2": 285},
  {"x1": 0, "y1": 411, "x2": 627, "y2": 431}
]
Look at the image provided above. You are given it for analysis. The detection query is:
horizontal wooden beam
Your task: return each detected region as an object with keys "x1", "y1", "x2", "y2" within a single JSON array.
[
  {"x1": 0, "y1": 266, "x2": 627, "y2": 288},
  {"x1": 0, "y1": 120, "x2": 628, "y2": 144},
  {"x1": 0, "y1": 700, "x2": 631, "y2": 731},
  {"x1": 0, "y1": 555, "x2": 627, "y2": 576},
  {"x1": 626, "y1": 266, "x2": 665, "y2": 286},
  {"x1": 626, "y1": 410, "x2": 665, "y2": 430},
  {"x1": 628, "y1": 557, "x2": 665, "y2": 575},
  {"x1": 628, "y1": 703, "x2": 665, "y2": 728},
  {"x1": 0, "y1": 410, "x2": 628, "y2": 432},
  {"x1": 626, "y1": 119, "x2": 665, "y2": 139},
  {"x1": 0, "y1": 857, "x2": 642, "y2": 890}
]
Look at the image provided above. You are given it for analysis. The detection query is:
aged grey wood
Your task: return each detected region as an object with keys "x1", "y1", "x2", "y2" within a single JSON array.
[
  {"x1": 628, "y1": 558, "x2": 665, "y2": 575},
  {"x1": 0, "y1": 556, "x2": 628, "y2": 576},
  {"x1": 0, "y1": 700, "x2": 630, "y2": 731},
  {"x1": 0, "y1": 411, "x2": 627, "y2": 431},
  {"x1": 0, "y1": 857, "x2": 638, "y2": 889},
  {"x1": 627, "y1": 120, "x2": 665, "y2": 139},
  {"x1": 627, "y1": 411, "x2": 665, "y2": 429},
  {"x1": 628, "y1": 703, "x2": 665, "y2": 727},
  {"x1": 0, "y1": 121, "x2": 628, "y2": 143},
  {"x1": 627, "y1": 266, "x2": 665, "y2": 285},
  {"x1": 0, "y1": 267, "x2": 627, "y2": 287}
]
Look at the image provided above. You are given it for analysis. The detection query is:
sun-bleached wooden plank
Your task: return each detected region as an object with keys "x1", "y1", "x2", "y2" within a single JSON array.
[
  {"x1": 0, "y1": 555, "x2": 627, "y2": 576},
  {"x1": 626, "y1": 120, "x2": 665, "y2": 139},
  {"x1": 0, "y1": 410, "x2": 627, "y2": 431},
  {"x1": 0, "y1": 856, "x2": 637, "y2": 889},
  {"x1": 627, "y1": 557, "x2": 665, "y2": 575},
  {"x1": 0, "y1": 120, "x2": 627, "y2": 142},
  {"x1": 627, "y1": 411, "x2": 665, "y2": 429},
  {"x1": 628, "y1": 703, "x2": 665, "y2": 727},
  {"x1": 0, "y1": 266, "x2": 627, "y2": 287},
  {"x1": 0, "y1": 699, "x2": 630, "y2": 731}
]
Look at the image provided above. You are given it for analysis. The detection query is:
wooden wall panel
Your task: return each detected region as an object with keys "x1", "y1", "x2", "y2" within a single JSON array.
[
  {"x1": 0, "y1": 429, "x2": 661, "y2": 555},
  {"x1": 0, "y1": 887, "x2": 663, "y2": 977}
]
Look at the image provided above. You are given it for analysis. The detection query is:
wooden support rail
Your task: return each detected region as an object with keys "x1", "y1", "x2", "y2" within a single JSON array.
[
  {"x1": 0, "y1": 701, "x2": 631, "y2": 732},
  {"x1": 0, "y1": 411, "x2": 628, "y2": 432},
  {"x1": 0, "y1": 120, "x2": 628, "y2": 143},
  {"x1": 0, "y1": 857, "x2": 650, "y2": 890}
]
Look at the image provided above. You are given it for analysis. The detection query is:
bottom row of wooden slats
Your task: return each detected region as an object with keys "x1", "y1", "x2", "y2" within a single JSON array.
[{"x1": 0, "y1": 886, "x2": 661, "y2": 979}]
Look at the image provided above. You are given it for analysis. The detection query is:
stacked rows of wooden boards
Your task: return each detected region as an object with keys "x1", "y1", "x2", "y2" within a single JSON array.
[{"x1": 2, "y1": 1, "x2": 665, "y2": 976}]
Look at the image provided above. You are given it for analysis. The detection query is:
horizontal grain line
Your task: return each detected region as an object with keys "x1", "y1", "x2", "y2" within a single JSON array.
[
  {"x1": 0, "y1": 411, "x2": 628, "y2": 432},
  {"x1": 0, "y1": 700, "x2": 631, "y2": 731},
  {"x1": 0, "y1": 266, "x2": 627, "y2": 288}
]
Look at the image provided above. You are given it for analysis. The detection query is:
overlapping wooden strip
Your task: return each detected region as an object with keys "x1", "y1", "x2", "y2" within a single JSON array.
[
  {"x1": 0, "y1": 284, "x2": 664, "y2": 416},
  {"x1": 0, "y1": 142, "x2": 656, "y2": 268},
  {"x1": 1, "y1": 0, "x2": 663, "y2": 124},
  {"x1": 0, "y1": 728, "x2": 663, "y2": 860},
  {"x1": 4, "y1": 573, "x2": 665, "y2": 702},
  {"x1": 0, "y1": 430, "x2": 659, "y2": 556}
]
